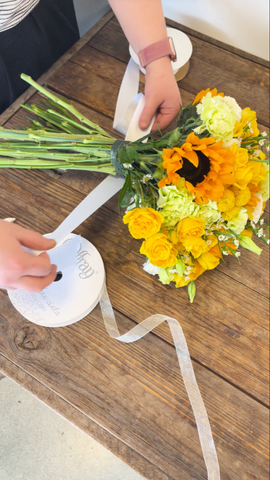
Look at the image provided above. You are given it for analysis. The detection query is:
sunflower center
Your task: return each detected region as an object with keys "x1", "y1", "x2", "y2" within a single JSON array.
[{"x1": 176, "y1": 150, "x2": 211, "y2": 186}]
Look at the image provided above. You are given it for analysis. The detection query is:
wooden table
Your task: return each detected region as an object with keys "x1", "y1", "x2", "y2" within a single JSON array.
[{"x1": 0, "y1": 10, "x2": 269, "y2": 480}]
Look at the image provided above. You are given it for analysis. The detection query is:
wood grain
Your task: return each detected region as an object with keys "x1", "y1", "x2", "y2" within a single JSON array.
[{"x1": 0, "y1": 292, "x2": 269, "y2": 480}]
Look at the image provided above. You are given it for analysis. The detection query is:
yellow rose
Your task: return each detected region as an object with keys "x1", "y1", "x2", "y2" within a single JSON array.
[
  {"x1": 123, "y1": 208, "x2": 164, "y2": 239},
  {"x1": 182, "y1": 237, "x2": 208, "y2": 258},
  {"x1": 231, "y1": 145, "x2": 253, "y2": 190},
  {"x1": 140, "y1": 233, "x2": 178, "y2": 268},
  {"x1": 176, "y1": 217, "x2": 205, "y2": 242}
]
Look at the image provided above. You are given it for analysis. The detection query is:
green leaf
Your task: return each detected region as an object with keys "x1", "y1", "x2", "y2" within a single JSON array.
[
  {"x1": 177, "y1": 104, "x2": 198, "y2": 128},
  {"x1": 238, "y1": 235, "x2": 262, "y2": 255},
  {"x1": 126, "y1": 146, "x2": 139, "y2": 162},
  {"x1": 118, "y1": 174, "x2": 131, "y2": 210}
]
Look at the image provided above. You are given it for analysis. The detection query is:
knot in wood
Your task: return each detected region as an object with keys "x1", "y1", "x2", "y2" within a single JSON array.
[{"x1": 15, "y1": 326, "x2": 44, "y2": 351}]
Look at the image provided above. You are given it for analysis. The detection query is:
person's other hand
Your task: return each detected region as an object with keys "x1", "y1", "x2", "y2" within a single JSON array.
[
  {"x1": 139, "y1": 56, "x2": 182, "y2": 131},
  {"x1": 0, "y1": 220, "x2": 57, "y2": 292}
]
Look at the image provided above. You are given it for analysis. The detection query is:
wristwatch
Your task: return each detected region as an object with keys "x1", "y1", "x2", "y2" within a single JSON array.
[{"x1": 138, "y1": 37, "x2": 177, "y2": 68}]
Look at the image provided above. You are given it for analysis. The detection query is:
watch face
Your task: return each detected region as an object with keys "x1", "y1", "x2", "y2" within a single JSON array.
[{"x1": 168, "y1": 37, "x2": 177, "y2": 61}]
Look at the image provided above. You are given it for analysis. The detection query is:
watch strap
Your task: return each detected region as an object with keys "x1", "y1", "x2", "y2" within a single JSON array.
[{"x1": 138, "y1": 37, "x2": 177, "y2": 68}]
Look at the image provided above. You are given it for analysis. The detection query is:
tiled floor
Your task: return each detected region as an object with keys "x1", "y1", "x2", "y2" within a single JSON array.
[{"x1": 0, "y1": 376, "x2": 145, "y2": 480}]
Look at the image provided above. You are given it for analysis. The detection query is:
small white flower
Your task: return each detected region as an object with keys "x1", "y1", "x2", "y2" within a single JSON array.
[
  {"x1": 123, "y1": 163, "x2": 133, "y2": 169},
  {"x1": 185, "y1": 276, "x2": 190, "y2": 282},
  {"x1": 168, "y1": 268, "x2": 178, "y2": 274},
  {"x1": 223, "y1": 250, "x2": 229, "y2": 255},
  {"x1": 218, "y1": 235, "x2": 226, "y2": 241},
  {"x1": 235, "y1": 252, "x2": 241, "y2": 258},
  {"x1": 267, "y1": 239, "x2": 270, "y2": 245},
  {"x1": 260, "y1": 218, "x2": 265, "y2": 225},
  {"x1": 262, "y1": 131, "x2": 268, "y2": 137},
  {"x1": 251, "y1": 221, "x2": 256, "y2": 229},
  {"x1": 234, "y1": 240, "x2": 240, "y2": 247},
  {"x1": 259, "y1": 140, "x2": 265, "y2": 146},
  {"x1": 258, "y1": 228, "x2": 264, "y2": 238},
  {"x1": 141, "y1": 174, "x2": 152, "y2": 184},
  {"x1": 206, "y1": 240, "x2": 212, "y2": 246}
]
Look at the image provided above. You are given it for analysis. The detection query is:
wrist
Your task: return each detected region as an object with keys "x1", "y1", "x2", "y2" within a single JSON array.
[
  {"x1": 145, "y1": 55, "x2": 174, "y2": 74},
  {"x1": 138, "y1": 37, "x2": 177, "y2": 69}
]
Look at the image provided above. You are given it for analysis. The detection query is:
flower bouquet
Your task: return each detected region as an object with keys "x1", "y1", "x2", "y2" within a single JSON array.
[{"x1": 0, "y1": 75, "x2": 269, "y2": 302}]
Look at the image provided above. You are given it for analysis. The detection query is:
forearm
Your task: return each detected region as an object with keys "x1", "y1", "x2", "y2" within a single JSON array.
[{"x1": 108, "y1": 0, "x2": 167, "y2": 53}]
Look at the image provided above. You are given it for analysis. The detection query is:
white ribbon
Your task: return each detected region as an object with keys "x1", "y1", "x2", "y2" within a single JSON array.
[
  {"x1": 113, "y1": 58, "x2": 154, "y2": 141},
  {"x1": 100, "y1": 285, "x2": 220, "y2": 480}
]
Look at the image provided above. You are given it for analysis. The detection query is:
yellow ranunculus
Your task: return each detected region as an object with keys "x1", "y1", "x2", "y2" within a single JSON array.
[
  {"x1": 233, "y1": 107, "x2": 260, "y2": 138},
  {"x1": 123, "y1": 208, "x2": 164, "y2": 239},
  {"x1": 182, "y1": 237, "x2": 208, "y2": 258},
  {"x1": 197, "y1": 251, "x2": 220, "y2": 270},
  {"x1": 176, "y1": 217, "x2": 205, "y2": 242},
  {"x1": 140, "y1": 233, "x2": 178, "y2": 268},
  {"x1": 173, "y1": 261, "x2": 205, "y2": 287}
]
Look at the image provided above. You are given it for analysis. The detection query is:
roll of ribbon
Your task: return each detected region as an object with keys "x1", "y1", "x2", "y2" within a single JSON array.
[{"x1": 129, "y1": 27, "x2": 193, "y2": 82}]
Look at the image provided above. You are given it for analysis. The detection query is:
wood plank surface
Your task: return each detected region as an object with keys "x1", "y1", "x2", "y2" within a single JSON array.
[
  {"x1": 0, "y1": 164, "x2": 268, "y2": 408},
  {"x1": 0, "y1": 291, "x2": 269, "y2": 480},
  {"x1": 0, "y1": 13, "x2": 269, "y2": 480}
]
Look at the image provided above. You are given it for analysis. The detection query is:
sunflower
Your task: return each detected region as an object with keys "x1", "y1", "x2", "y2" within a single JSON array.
[{"x1": 159, "y1": 133, "x2": 236, "y2": 204}]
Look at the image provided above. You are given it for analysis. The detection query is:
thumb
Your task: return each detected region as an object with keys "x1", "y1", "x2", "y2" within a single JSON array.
[
  {"x1": 17, "y1": 227, "x2": 56, "y2": 251},
  {"x1": 139, "y1": 99, "x2": 157, "y2": 130}
]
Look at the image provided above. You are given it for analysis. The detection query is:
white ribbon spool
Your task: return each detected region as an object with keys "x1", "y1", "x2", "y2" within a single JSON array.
[{"x1": 129, "y1": 27, "x2": 193, "y2": 81}]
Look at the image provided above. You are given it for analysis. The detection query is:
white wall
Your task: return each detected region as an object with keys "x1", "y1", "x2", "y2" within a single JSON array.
[
  {"x1": 73, "y1": 0, "x2": 269, "y2": 61},
  {"x1": 162, "y1": 0, "x2": 269, "y2": 61}
]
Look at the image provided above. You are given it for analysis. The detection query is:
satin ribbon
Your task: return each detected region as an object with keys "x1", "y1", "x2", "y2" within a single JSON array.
[
  {"x1": 113, "y1": 58, "x2": 155, "y2": 141},
  {"x1": 100, "y1": 286, "x2": 220, "y2": 479}
]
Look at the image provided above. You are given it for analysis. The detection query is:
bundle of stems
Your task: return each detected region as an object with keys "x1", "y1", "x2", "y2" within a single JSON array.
[{"x1": 0, "y1": 74, "x2": 118, "y2": 174}]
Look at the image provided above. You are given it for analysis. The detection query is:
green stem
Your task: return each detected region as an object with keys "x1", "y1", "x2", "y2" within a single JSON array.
[{"x1": 21, "y1": 74, "x2": 115, "y2": 139}]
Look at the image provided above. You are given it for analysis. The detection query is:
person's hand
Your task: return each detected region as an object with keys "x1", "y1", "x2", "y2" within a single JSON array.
[
  {"x1": 0, "y1": 220, "x2": 57, "y2": 292},
  {"x1": 139, "y1": 56, "x2": 182, "y2": 131}
]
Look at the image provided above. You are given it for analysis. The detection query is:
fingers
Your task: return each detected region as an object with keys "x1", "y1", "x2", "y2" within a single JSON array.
[
  {"x1": 140, "y1": 101, "x2": 181, "y2": 131},
  {"x1": 22, "y1": 251, "x2": 55, "y2": 277},
  {"x1": 13, "y1": 264, "x2": 57, "y2": 293},
  {"x1": 0, "y1": 221, "x2": 57, "y2": 292},
  {"x1": 139, "y1": 100, "x2": 157, "y2": 130},
  {"x1": 16, "y1": 226, "x2": 56, "y2": 251}
]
